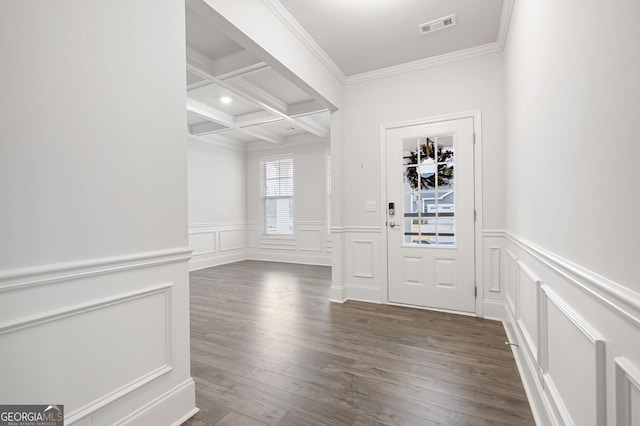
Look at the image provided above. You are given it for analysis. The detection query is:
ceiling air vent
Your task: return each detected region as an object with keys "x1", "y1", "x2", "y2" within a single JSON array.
[{"x1": 418, "y1": 14, "x2": 456, "y2": 35}]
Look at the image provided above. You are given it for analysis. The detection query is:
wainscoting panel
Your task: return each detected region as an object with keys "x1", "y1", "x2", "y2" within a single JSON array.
[
  {"x1": 481, "y1": 231, "x2": 506, "y2": 320},
  {"x1": 0, "y1": 285, "x2": 172, "y2": 419},
  {"x1": 298, "y1": 229, "x2": 324, "y2": 252},
  {"x1": 541, "y1": 286, "x2": 605, "y2": 426},
  {"x1": 497, "y1": 230, "x2": 640, "y2": 426},
  {"x1": 246, "y1": 221, "x2": 331, "y2": 266},
  {"x1": 489, "y1": 247, "x2": 500, "y2": 293},
  {"x1": 189, "y1": 231, "x2": 217, "y2": 256},
  {"x1": 0, "y1": 249, "x2": 195, "y2": 426},
  {"x1": 188, "y1": 222, "x2": 246, "y2": 270},
  {"x1": 616, "y1": 357, "x2": 640, "y2": 426},
  {"x1": 504, "y1": 248, "x2": 518, "y2": 316},
  {"x1": 352, "y1": 240, "x2": 374, "y2": 278},
  {"x1": 516, "y1": 260, "x2": 541, "y2": 364},
  {"x1": 341, "y1": 228, "x2": 383, "y2": 303},
  {"x1": 219, "y1": 229, "x2": 245, "y2": 252}
]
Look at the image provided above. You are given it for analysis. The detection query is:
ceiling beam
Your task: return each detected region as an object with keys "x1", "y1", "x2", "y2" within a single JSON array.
[
  {"x1": 186, "y1": 98, "x2": 284, "y2": 144},
  {"x1": 186, "y1": 49, "x2": 329, "y2": 138},
  {"x1": 189, "y1": 121, "x2": 227, "y2": 136},
  {"x1": 212, "y1": 50, "x2": 270, "y2": 81},
  {"x1": 226, "y1": 78, "x2": 329, "y2": 138},
  {"x1": 186, "y1": 47, "x2": 269, "y2": 82},
  {"x1": 235, "y1": 110, "x2": 282, "y2": 128},
  {"x1": 287, "y1": 99, "x2": 328, "y2": 118}
]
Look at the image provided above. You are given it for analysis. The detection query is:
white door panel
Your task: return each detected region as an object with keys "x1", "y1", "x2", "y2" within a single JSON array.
[{"x1": 386, "y1": 118, "x2": 475, "y2": 312}]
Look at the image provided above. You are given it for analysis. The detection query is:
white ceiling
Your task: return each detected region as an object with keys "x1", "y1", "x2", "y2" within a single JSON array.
[
  {"x1": 185, "y1": 0, "x2": 509, "y2": 146},
  {"x1": 277, "y1": 0, "x2": 506, "y2": 76}
]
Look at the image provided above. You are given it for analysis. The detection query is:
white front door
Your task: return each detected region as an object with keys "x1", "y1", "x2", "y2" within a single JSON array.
[{"x1": 386, "y1": 118, "x2": 476, "y2": 313}]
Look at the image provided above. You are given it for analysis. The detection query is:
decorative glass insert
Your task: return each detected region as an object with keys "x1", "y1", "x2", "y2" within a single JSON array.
[{"x1": 402, "y1": 136, "x2": 455, "y2": 246}]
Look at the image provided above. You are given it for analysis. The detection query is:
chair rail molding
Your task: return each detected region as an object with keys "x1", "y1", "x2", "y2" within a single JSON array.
[{"x1": 0, "y1": 247, "x2": 192, "y2": 293}]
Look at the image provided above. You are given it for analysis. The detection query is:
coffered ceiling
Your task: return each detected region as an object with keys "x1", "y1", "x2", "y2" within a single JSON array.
[
  {"x1": 185, "y1": 0, "x2": 511, "y2": 146},
  {"x1": 185, "y1": 0, "x2": 330, "y2": 147}
]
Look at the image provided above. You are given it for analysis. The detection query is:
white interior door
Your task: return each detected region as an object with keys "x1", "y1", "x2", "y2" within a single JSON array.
[{"x1": 386, "y1": 118, "x2": 476, "y2": 313}]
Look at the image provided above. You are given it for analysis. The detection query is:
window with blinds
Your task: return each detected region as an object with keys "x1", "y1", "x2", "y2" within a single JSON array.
[
  {"x1": 326, "y1": 151, "x2": 332, "y2": 236},
  {"x1": 260, "y1": 157, "x2": 294, "y2": 235}
]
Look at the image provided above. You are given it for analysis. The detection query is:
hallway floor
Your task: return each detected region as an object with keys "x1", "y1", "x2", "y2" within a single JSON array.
[{"x1": 183, "y1": 260, "x2": 534, "y2": 426}]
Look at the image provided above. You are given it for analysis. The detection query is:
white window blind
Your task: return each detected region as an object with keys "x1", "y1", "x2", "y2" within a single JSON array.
[{"x1": 260, "y1": 157, "x2": 294, "y2": 235}]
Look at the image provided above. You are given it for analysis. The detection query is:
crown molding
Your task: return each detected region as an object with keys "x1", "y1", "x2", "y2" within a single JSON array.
[
  {"x1": 262, "y1": 0, "x2": 515, "y2": 86},
  {"x1": 259, "y1": 0, "x2": 347, "y2": 84},
  {"x1": 345, "y1": 41, "x2": 503, "y2": 85},
  {"x1": 497, "y1": 0, "x2": 515, "y2": 49}
]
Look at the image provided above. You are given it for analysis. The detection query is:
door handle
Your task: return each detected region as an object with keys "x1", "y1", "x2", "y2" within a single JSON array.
[{"x1": 389, "y1": 221, "x2": 399, "y2": 228}]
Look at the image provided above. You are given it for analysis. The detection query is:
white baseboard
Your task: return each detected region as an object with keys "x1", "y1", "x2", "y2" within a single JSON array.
[
  {"x1": 482, "y1": 299, "x2": 505, "y2": 321},
  {"x1": 114, "y1": 379, "x2": 197, "y2": 426},
  {"x1": 329, "y1": 285, "x2": 346, "y2": 303},
  {"x1": 502, "y1": 312, "x2": 552, "y2": 426},
  {"x1": 189, "y1": 252, "x2": 246, "y2": 271},
  {"x1": 246, "y1": 251, "x2": 331, "y2": 266},
  {"x1": 344, "y1": 284, "x2": 382, "y2": 304}
]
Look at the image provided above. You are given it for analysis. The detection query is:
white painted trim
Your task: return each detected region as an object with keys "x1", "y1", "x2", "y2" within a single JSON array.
[
  {"x1": 113, "y1": 378, "x2": 198, "y2": 426},
  {"x1": 261, "y1": 0, "x2": 514, "y2": 86},
  {"x1": 483, "y1": 230, "x2": 640, "y2": 328},
  {"x1": 503, "y1": 307, "x2": 553, "y2": 426},
  {"x1": 345, "y1": 284, "x2": 383, "y2": 304},
  {"x1": 616, "y1": 357, "x2": 640, "y2": 426},
  {"x1": 189, "y1": 221, "x2": 247, "y2": 229},
  {"x1": 246, "y1": 252, "x2": 331, "y2": 266},
  {"x1": 67, "y1": 366, "x2": 173, "y2": 425},
  {"x1": 258, "y1": 0, "x2": 347, "y2": 84},
  {"x1": 483, "y1": 299, "x2": 505, "y2": 321},
  {"x1": 540, "y1": 285, "x2": 607, "y2": 426},
  {"x1": 0, "y1": 283, "x2": 172, "y2": 335},
  {"x1": 189, "y1": 252, "x2": 246, "y2": 272},
  {"x1": 380, "y1": 110, "x2": 484, "y2": 316},
  {"x1": 10, "y1": 284, "x2": 178, "y2": 424},
  {"x1": 504, "y1": 231, "x2": 640, "y2": 328},
  {"x1": 346, "y1": 42, "x2": 503, "y2": 85},
  {"x1": 0, "y1": 248, "x2": 192, "y2": 293},
  {"x1": 489, "y1": 246, "x2": 501, "y2": 292},
  {"x1": 497, "y1": 0, "x2": 515, "y2": 50}
]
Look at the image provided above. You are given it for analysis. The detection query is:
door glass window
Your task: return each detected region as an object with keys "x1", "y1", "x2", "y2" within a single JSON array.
[{"x1": 402, "y1": 136, "x2": 455, "y2": 246}]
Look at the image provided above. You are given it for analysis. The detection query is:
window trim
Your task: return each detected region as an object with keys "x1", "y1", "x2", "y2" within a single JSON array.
[{"x1": 259, "y1": 153, "x2": 295, "y2": 237}]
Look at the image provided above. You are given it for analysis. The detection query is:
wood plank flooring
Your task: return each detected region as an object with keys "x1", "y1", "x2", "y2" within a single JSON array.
[{"x1": 183, "y1": 260, "x2": 535, "y2": 426}]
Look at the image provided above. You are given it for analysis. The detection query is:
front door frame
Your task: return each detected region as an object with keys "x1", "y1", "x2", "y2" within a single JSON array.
[{"x1": 379, "y1": 110, "x2": 484, "y2": 317}]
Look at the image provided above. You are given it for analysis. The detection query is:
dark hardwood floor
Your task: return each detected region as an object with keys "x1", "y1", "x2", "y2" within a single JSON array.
[{"x1": 183, "y1": 260, "x2": 535, "y2": 426}]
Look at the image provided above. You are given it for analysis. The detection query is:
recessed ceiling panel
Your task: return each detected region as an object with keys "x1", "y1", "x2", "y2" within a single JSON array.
[
  {"x1": 188, "y1": 82, "x2": 264, "y2": 116},
  {"x1": 242, "y1": 68, "x2": 314, "y2": 106},
  {"x1": 186, "y1": 5, "x2": 245, "y2": 60},
  {"x1": 278, "y1": 0, "x2": 504, "y2": 76},
  {"x1": 259, "y1": 120, "x2": 308, "y2": 137}
]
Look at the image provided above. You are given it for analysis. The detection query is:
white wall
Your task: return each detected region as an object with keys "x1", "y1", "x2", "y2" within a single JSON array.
[
  {"x1": 0, "y1": 1, "x2": 196, "y2": 425},
  {"x1": 246, "y1": 136, "x2": 332, "y2": 265},
  {"x1": 336, "y1": 52, "x2": 506, "y2": 304},
  {"x1": 502, "y1": 0, "x2": 640, "y2": 424},
  {"x1": 188, "y1": 137, "x2": 246, "y2": 270},
  {"x1": 504, "y1": 0, "x2": 639, "y2": 291}
]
